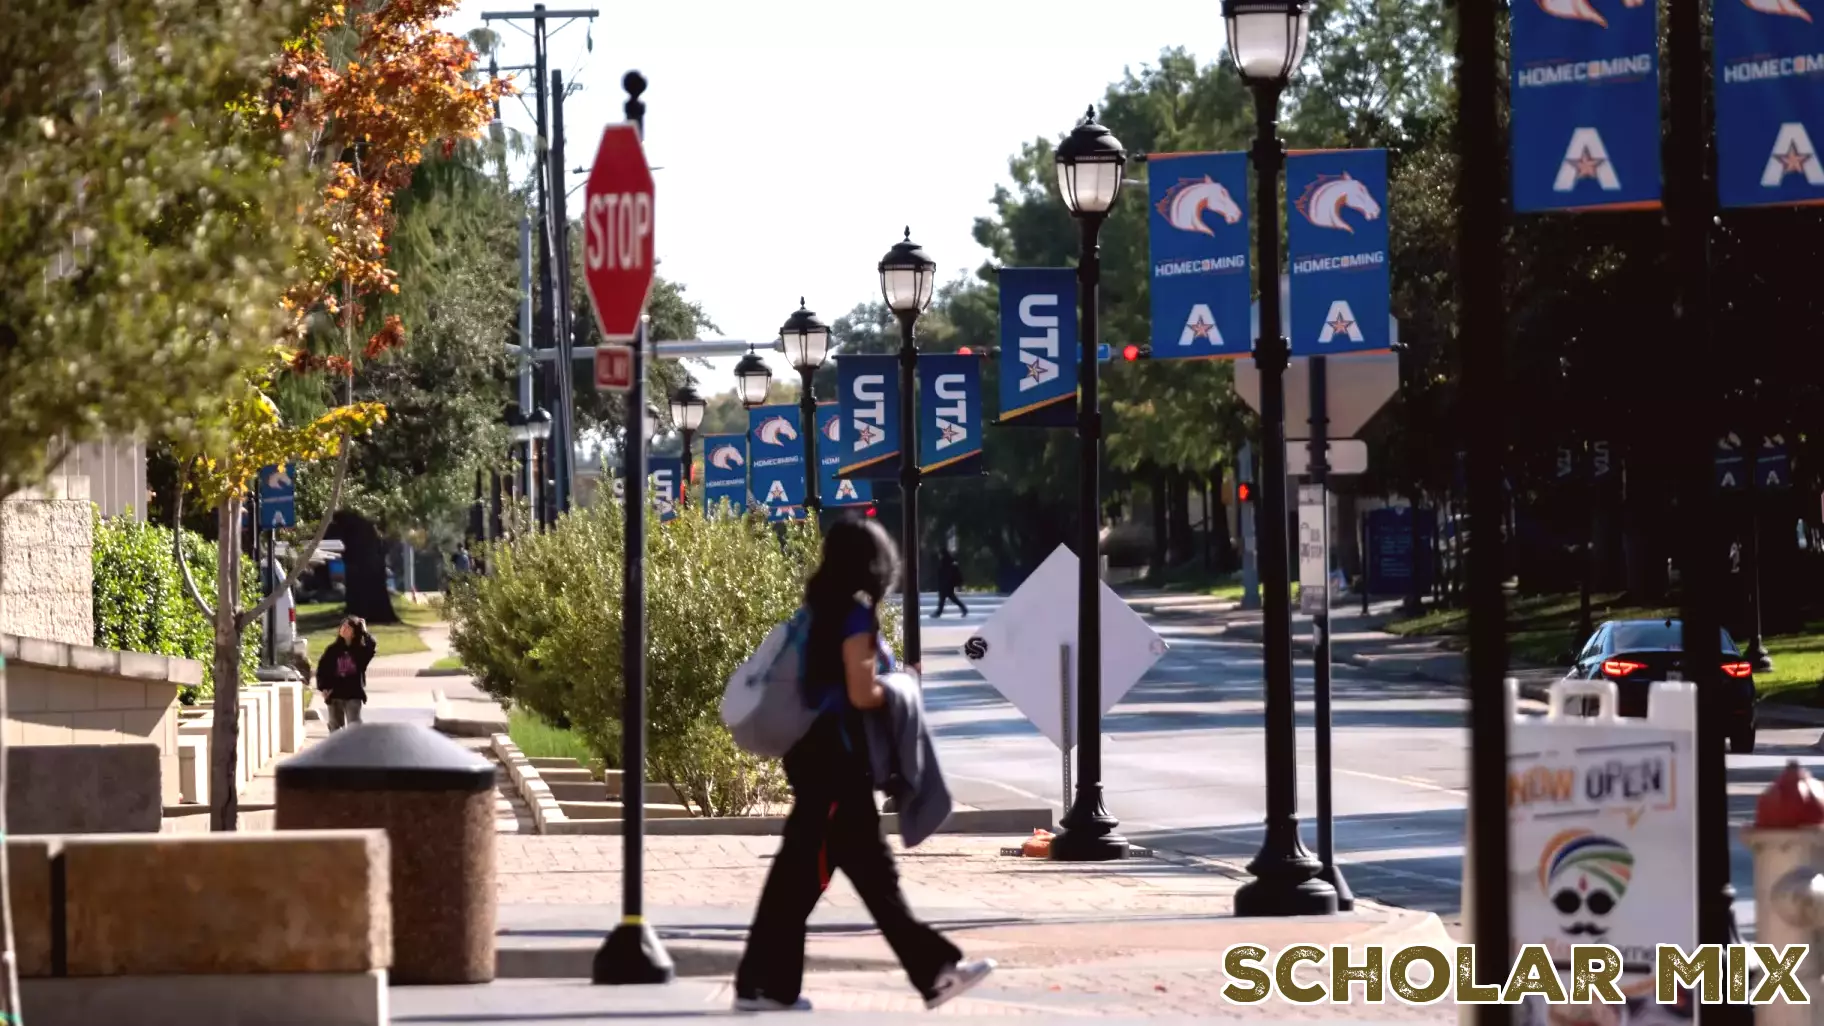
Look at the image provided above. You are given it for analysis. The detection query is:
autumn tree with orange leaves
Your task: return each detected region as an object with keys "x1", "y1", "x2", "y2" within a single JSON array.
[{"x1": 174, "y1": 0, "x2": 505, "y2": 830}]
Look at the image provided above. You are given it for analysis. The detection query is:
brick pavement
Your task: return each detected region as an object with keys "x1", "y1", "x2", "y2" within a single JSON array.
[{"x1": 496, "y1": 833, "x2": 1247, "y2": 916}]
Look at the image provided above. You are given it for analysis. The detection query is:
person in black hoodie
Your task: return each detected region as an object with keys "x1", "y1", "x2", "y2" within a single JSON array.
[{"x1": 316, "y1": 616, "x2": 375, "y2": 731}]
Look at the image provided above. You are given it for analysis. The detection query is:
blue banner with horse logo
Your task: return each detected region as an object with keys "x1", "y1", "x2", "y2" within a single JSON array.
[
  {"x1": 648, "y1": 455, "x2": 683, "y2": 523},
  {"x1": 836, "y1": 354, "x2": 901, "y2": 480},
  {"x1": 814, "y1": 404, "x2": 873, "y2": 508},
  {"x1": 701, "y1": 433, "x2": 748, "y2": 516},
  {"x1": 1715, "y1": 0, "x2": 1824, "y2": 208},
  {"x1": 918, "y1": 353, "x2": 983, "y2": 478},
  {"x1": 1286, "y1": 149, "x2": 1392, "y2": 357},
  {"x1": 747, "y1": 405, "x2": 805, "y2": 521},
  {"x1": 1510, "y1": 0, "x2": 1662, "y2": 212},
  {"x1": 1147, "y1": 151, "x2": 1251, "y2": 361},
  {"x1": 997, "y1": 268, "x2": 1077, "y2": 427}
]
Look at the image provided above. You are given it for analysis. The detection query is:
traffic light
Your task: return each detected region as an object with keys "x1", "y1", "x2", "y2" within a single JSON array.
[
  {"x1": 1122, "y1": 344, "x2": 1140, "y2": 361},
  {"x1": 1237, "y1": 481, "x2": 1253, "y2": 503},
  {"x1": 957, "y1": 346, "x2": 973, "y2": 355},
  {"x1": 864, "y1": 505, "x2": 878, "y2": 518}
]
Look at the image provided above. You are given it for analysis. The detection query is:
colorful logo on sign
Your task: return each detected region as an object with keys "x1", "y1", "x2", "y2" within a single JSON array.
[
  {"x1": 836, "y1": 354, "x2": 901, "y2": 480},
  {"x1": 1715, "y1": 0, "x2": 1824, "y2": 207},
  {"x1": 918, "y1": 353, "x2": 982, "y2": 477},
  {"x1": 1286, "y1": 150, "x2": 1392, "y2": 357},
  {"x1": 701, "y1": 433, "x2": 747, "y2": 516},
  {"x1": 1510, "y1": 0, "x2": 1662, "y2": 211},
  {"x1": 649, "y1": 455, "x2": 682, "y2": 523},
  {"x1": 1146, "y1": 152, "x2": 1251, "y2": 361},
  {"x1": 1539, "y1": 829, "x2": 1635, "y2": 939},
  {"x1": 997, "y1": 268, "x2": 1078, "y2": 426},
  {"x1": 814, "y1": 404, "x2": 872, "y2": 509},
  {"x1": 746, "y1": 406, "x2": 804, "y2": 521}
]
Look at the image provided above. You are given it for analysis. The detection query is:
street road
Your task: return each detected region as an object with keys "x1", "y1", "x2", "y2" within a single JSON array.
[{"x1": 911, "y1": 591, "x2": 1804, "y2": 935}]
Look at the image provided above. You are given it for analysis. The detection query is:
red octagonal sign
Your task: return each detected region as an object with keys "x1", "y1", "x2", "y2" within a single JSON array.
[{"x1": 583, "y1": 123, "x2": 655, "y2": 342}]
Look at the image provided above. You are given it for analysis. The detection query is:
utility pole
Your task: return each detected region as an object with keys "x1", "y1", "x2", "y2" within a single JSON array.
[{"x1": 481, "y1": 5, "x2": 598, "y2": 525}]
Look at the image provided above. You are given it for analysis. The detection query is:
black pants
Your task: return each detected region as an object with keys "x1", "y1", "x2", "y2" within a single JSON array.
[
  {"x1": 736, "y1": 724, "x2": 959, "y2": 1002},
  {"x1": 934, "y1": 587, "x2": 967, "y2": 617}
]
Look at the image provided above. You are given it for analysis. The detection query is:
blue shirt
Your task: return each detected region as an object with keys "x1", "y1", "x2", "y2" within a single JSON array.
[{"x1": 804, "y1": 603, "x2": 893, "y2": 715}]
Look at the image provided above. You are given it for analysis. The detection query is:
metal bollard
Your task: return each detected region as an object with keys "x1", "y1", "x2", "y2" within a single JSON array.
[{"x1": 1742, "y1": 760, "x2": 1824, "y2": 1026}]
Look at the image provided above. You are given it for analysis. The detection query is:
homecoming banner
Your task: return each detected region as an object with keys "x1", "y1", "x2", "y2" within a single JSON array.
[
  {"x1": 996, "y1": 268, "x2": 1077, "y2": 427},
  {"x1": 701, "y1": 433, "x2": 747, "y2": 516},
  {"x1": 836, "y1": 354, "x2": 901, "y2": 480},
  {"x1": 649, "y1": 456, "x2": 683, "y2": 523},
  {"x1": 1286, "y1": 149, "x2": 1392, "y2": 358},
  {"x1": 746, "y1": 405, "x2": 804, "y2": 521},
  {"x1": 1715, "y1": 0, "x2": 1824, "y2": 208},
  {"x1": 1146, "y1": 151, "x2": 1252, "y2": 360},
  {"x1": 815, "y1": 404, "x2": 873, "y2": 508},
  {"x1": 1510, "y1": 0, "x2": 1662, "y2": 212},
  {"x1": 918, "y1": 353, "x2": 983, "y2": 478}
]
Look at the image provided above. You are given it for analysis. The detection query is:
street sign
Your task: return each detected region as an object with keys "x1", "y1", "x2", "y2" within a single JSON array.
[
  {"x1": 582, "y1": 123, "x2": 655, "y2": 342},
  {"x1": 1507, "y1": 680, "x2": 1696, "y2": 1010},
  {"x1": 1297, "y1": 485, "x2": 1328, "y2": 614},
  {"x1": 963, "y1": 545, "x2": 1168, "y2": 750},
  {"x1": 1234, "y1": 350, "x2": 1400, "y2": 440},
  {"x1": 594, "y1": 344, "x2": 634, "y2": 392},
  {"x1": 1285, "y1": 439, "x2": 1368, "y2": 477},
  {"x1": 258, "y1": 463, "x2": 297, "y2": 529}
]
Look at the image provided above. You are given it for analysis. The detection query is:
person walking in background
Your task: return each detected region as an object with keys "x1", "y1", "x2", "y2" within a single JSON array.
[
  {"x1": 734, "y1": 520, "x2": 994, "y2": 1012},
  {"x1": 932, "y1": 548, "x2": 968, "y2": 619},
  {"x1": 315, "y1": 616, "x2": 374, "y2": 731}
]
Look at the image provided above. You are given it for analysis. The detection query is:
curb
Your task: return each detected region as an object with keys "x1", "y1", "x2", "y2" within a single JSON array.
[
  {"x1": 495, "y1": 938, "x2": 898, "y2": 980},
  {"x1": 492, "y1": 733, "x2": 571, "y2": 834}
]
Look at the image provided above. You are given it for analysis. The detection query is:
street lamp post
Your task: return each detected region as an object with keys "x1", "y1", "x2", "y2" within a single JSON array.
[
  {"x1": 878, "y1": 230, "x2": 937, "y2": 667},
  {"x1": 1049, "y1": 107, "x2": 1129, "y2": 863},
  {"x1": 668, "y1": 382, "x2": 706, "y2": 507},
  {"x1": 1227, "y1": 0, "x2": 1337, "y2": 915},
  {"x1": 734, "y1": 346, "x2": 774, "y2": 410},
  {"x1": 782, "y1": 300, "x2": 833, "y2": 514}
]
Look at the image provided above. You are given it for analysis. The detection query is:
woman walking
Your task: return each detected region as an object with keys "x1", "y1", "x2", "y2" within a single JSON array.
[
  {"x1": 315, "y1": 616, "x2": 375, "y2": 731},
  {"x1": 734, "y1": 520, "x2": 994, "y2": 1012}
]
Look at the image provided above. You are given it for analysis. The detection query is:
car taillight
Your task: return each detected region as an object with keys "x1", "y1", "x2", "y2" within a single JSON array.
[
  {"x1": 1601, "y1": 659, "x2": 1647, "y2": 678},
  {"x1": 1721, "y1": 661, "x2": 1753, "y2": 678}
]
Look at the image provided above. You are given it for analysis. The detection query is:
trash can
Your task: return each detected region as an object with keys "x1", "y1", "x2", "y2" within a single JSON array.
[{"x1": 275, "y1": 722, "x2": 497, "y2": 984}]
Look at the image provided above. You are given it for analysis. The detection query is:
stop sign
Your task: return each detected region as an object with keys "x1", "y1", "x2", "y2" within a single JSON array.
[{"x1": 582, "y1": 123, "x2": 655, "y2": 341}]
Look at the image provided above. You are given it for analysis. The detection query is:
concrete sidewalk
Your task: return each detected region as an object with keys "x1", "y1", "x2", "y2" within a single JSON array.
[{"x1": 363, "y1": 618, "x2": 507, "y2": 736}]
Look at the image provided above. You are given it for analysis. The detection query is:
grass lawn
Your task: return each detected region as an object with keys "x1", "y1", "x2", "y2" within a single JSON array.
[
  {"x1": 1133, "y1": 565, "x2": 1244, "y2": 602},
  {"x1": 508, "y1": 708, "x2": 593, "y2": 763},
  {"x1": 429, "y1": 655, "x2": 465, "y2": 672},
  {"x1": 298, "y1": 601, "x2": 431, "y2": 658},
  {"x1": 1754, "y1": 622, "x2": 1824, "y2": 703},
  {"x1": 1385, "y1": 591, "x2": 1677, "y2": 668}
]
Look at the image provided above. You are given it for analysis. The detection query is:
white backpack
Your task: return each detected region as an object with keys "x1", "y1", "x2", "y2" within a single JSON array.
[{"x1": 720, "y1": 608, "x2": 819, "y2": 757}]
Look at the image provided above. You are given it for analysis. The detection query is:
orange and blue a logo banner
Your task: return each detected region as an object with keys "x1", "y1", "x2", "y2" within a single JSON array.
[
  {"x1": 1715, "y1": 0, "x2": 1824, "y2": 208},
  {"x1": 1286, "y1": 149, "x2": 1392, "y2": 358},
  {"x1": 1146, "y1": 152, "x2": 1251, "y2": 360},
  {"x1": 1510, "y1": 0, "x2": 1662, "y2": 212},
  {"x1": 701, "y1": 434, "x2": 747, "y2": 516},
  {"x1": 836, "y1": 354, "x2": 900, "y2": 480},
  {"x1": 996, "y1": 268, "x2": 1077, "y2": 427},
  {"x1": 918, "y1": 353, "x2": 982, "y2": 478},
  {"x1": 747, "y1": 405, "x2": 804, "y2": 521},
  {"x1": 814, "y1": 404, "x2": 873, "y2": 508},
  {"x1": 648, "y1": 455, "x2": 682, "y2": 523}
]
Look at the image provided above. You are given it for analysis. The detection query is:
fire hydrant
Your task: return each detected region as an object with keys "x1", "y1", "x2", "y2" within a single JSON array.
[{"x1": 1743, "y1": 760, "x2": 1824, "y2": 1026}]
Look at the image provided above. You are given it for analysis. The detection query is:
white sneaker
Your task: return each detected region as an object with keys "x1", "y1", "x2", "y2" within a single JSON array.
[
  {"x1": 925, "y1": 958, "x2": 996, "y2": 1009},
  {"x1": 733, "y1": 994, "x2": 813, "y2": 1012}
]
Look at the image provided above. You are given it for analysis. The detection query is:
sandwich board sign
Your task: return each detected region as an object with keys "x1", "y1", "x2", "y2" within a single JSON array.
[
  {"x1": 1506, "y1": 678, "x2": 1696, "y2": 1023},
  {"x1": 961, "y1": 545, "x2": 1168, "y2": 750}
]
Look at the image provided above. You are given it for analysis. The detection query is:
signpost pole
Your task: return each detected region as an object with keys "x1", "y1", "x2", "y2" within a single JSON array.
[
  {"x1": 1059, "y1": 644, "x2": 1072, "y2": 823},
  {"x1": 1239, "y1": 444, "x2": 1259, "y2": 610},
  {"x1": 592, "y1": 70, "x2": 674, "y2": 987},
  {"x1": 1307, "y1": 357, "x2": 1352, "y2": 911},
  {"x1": 265, "y1": 529, "x2": 277, "y2": 668}
]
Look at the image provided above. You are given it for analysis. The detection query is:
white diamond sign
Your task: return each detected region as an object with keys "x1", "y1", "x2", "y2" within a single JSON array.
[{"x1": 962, "y1": 545, "x2": 1168, "y2": 749}]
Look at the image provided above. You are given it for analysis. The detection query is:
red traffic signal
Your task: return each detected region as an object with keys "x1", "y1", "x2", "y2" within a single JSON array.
[
  {"x1": 957, "y1": 346, "x2": 973, "y2": 355},
  {"x1": 1122, "y1": 344, "x2": 1140, "y2": 361},
  {"x1": 1237, "y1": 482, "x2": 1253, "y2": 502},
  {"x1": 864, "y1": 505, "x2": 878, "y2": 517}
]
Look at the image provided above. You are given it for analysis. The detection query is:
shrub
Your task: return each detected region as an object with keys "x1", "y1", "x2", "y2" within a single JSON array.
[
  {"x1": 450, "y1": 502, "x2": 847, "y2": 816},
  {"x1": 92, "y1": 510, "x2": 263, "y2": 702}
]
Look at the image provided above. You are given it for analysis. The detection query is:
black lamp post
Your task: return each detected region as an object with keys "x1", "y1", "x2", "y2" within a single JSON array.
[
  {"x1": 1048, "y1": 107, "x2": 1129, "y2": 863},
  {"x1": 782, "y1": 300, "x2": 833, "y2": 514},
  {"x1": 735, "y1": 347, "x2": 773, "y2": 410},
  {"x1": 878, "y1": 229, "x2": 937, "y2": 667},
  {"x1": 1227, "y1": 0, "x2": 1337, "y2": 915},
  {"x1": 668, "y1": 382, "x2": 706, "y2": 507},
  {"x1": 511, "y1": 406, "x2": 553, "y2": 531}
]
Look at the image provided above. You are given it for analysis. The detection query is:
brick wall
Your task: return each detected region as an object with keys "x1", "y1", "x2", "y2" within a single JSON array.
[{"x1": 0, "y1": 478, "x2": 94, "y2": 646}]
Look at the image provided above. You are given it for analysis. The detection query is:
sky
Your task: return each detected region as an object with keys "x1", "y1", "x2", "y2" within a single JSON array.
[{"x1": 450, "y1": 0, "x2": 1225, "y2": 394}]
